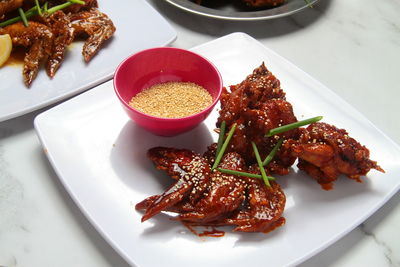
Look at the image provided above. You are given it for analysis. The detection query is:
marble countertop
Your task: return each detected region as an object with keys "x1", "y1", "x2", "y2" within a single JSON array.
[{"x1": 1, "y1": 0, "x2": 399, "y2": 266}]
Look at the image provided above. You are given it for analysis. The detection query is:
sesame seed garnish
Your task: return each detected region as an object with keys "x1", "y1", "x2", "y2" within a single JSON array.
[{"x1": 129, "y1": 81, "x2": 212, "y2": 118}]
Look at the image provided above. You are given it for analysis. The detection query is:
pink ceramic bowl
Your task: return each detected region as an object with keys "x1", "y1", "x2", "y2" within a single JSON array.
[{"x1": 114, "y1": 47, "x2": 223, "y2": 136}]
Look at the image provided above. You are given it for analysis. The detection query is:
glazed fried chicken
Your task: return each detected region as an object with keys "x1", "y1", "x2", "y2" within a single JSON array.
[
  {"x1": 242, "y1": 0, "x2": 285, "y2": 8},
  {"x1": 217, "y1": 63, "x2": 299, "y2": 175},
  {"x1": 0, "y1": 21, "x2": 53, "y2": 86},
  {"x1": 69, "y1": 8, "x2": 116, "y2": 62},
  {"x1": 0, "y1": 0, "x2": 24, "y2": 19},
  {"x1": 285, "y1": 122, "x2": 384, "y2": 190},
  {"x1": 41, "y1": 11, "x2": 74, "y2": 77},
  {"x1": 136, "y1": 147, "x2": 286, "y2": 233}
]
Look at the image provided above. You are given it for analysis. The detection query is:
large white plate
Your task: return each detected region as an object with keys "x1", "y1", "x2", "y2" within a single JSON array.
[
  {"x1": 0, "y1": 0, "x2": 176, "y2": 122},
  {"x1": 34, "y1": 33, "x2": 400, "y2": 267}
]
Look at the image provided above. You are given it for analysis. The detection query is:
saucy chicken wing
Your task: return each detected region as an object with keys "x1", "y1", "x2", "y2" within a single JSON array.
[
  {"x1": 0, "y1": 21, "x2": 53, "y2": 86},
  {"x1": 286, "y1": 122, "x2": 384, "y2": 190},
  {"x1": 69, "y1": 8, "x2": 115, "y2": 62},
  {"x1": 136, "y1": 147, "x2": 286, "y2": 234},
  {"x1": 217, "y1": 62, "x2": 299, "y2": 175}
]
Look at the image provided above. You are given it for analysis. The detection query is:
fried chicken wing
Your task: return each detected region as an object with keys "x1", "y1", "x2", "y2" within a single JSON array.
[
  {"x1": 69, "y1": 8, "x2": 115, "y2": 62},
  {"x1": 137, "y1": 147, "x2": 211, "y2": 222},
  {"x1": 224, "y1": 179, "x2": 285, "y2": 233},
  {"x1": 0, "y1": 0, "x2": 24, "y2": 19},
  {"x1": 40, "y1": 11, "x2": 74, "y2": 77},
  {"x1": 0, "y1": 21, "x2": 53, "y2": 86},
  {"x1": 136, "y1": 147, "x2": 286, "y2": 234},
  {"x1": 286, "y1": 122, "x2": 384, "y2": 190},
  {"x1": 217, "y1": 63, "x2": 299, "y2": 174}
]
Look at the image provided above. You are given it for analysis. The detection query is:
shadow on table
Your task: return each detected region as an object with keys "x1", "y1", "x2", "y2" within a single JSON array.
[{"x1": 149, "y1": 0, "x2": 332, "y2": 38}]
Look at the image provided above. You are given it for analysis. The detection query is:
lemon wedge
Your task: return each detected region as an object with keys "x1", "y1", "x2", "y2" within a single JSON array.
[{"x1": 0, "y1": 34, "x2": 13, "y2": 67}]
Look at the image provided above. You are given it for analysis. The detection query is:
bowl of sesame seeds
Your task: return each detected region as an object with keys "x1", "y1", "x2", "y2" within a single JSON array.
[{"x1": 114, "y1": 47, "x2": 223, "y2": 136}]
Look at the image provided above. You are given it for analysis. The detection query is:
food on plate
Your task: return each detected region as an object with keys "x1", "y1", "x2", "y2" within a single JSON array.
[
  {"x1": 284, "y1": 122, "x2": 384, "y2": 190},
  {"x1": 129, "y1": 81, "x2": 213, "y2": 118},
  {"x1": 0, "y1": 0, "x2": 23, "y2": 19},
  {"x1": 0, "y1": 21, "x2": 53, "y2": 85},
  {"x1": 0, "y1": 34, "x2": 12, "y2": 66},
  {"x1": 68, "y1": 7, "x2": 115, "y2": 62},
  {"x1": 217, "y1": 63, "x2": 383, "y2": 189},
  {"x1": 0, "y1": 0, "x2": 116, "y2": 86},
  {"x1": 136, "y1": 147, "x2": 286, "y2": 233},
  {"x1": 217, "y1": 62, "x2": 299, "y2": 175},
  {"x1": 242, "y1": 0, "x2": 285, "y2": 8},
  {"x1": 192, "y1": 0, "x2": 285, "y2": 9},
  {"x1": 136, "y1": 62, "x2": 383, "y2": 235}
]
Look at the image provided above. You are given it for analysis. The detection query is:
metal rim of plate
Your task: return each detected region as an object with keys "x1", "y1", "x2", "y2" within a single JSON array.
[{"x1": 164, "y1": 0, "x2": 320, "y2": 21}]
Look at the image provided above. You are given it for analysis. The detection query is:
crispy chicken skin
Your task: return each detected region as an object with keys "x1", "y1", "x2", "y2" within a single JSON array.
[
  {"x1": 69, "y1": 8, "x2": 116, "y2": 62},
  {"x1": 0, "y1": 21, "x2": 53, "y2": 86},
  {"x1": 0, "y1": 0, "x2": 24, "y2": 19},
  {"x1": 286, "y1": 122, "x2": 384, "y2": 190},
  {"x1": 136, "y1": 147, "x2": 286, "y2": 233},
  {"x1": 217, "y1": 63, "x2": 299, "y2": 175}
]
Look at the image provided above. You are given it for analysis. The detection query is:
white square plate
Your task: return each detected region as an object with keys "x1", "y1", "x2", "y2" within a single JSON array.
[
  {"x1": 34, "y1": 33, "x2": 400, "y2": 267},
  {"x1": 0, "y1": 0, "x2": 176, "y2": 122}
]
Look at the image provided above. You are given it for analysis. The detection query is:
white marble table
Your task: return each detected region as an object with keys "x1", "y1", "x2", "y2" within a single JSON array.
[{"x1": 1, "y1": 0, "x2": 399, "y2": 266}]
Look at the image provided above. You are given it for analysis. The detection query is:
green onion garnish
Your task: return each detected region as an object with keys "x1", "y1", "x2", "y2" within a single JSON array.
[
  {"x1": 35, "y1": 0, "x2": 42, "y2": 16},
  {"x1": 217, "y1": 168, "x2": 275, "y2": 181},
  {"x1": 251, "y1": 141, "x2": 271, "y2": 187},
  {"x1": 215, "y1": 121, "x2": 226, "y2": 157},
  {"x1": 44, "y1": 1, "x2": 49, "y2": 13},
  {"x1": 263, "y1": 138, "x2": 283, "y2": 166},
  {"x1": 266, "y1": 116, "x2": 323, "y2": 137},
  {"x1": 18, "y1": 8, "x2": 29, "y2": 27},
  {"x1": 0, "y1": 0, "x2": 84, "y2": 28},
  {"x1": 211, "y1": 123, "x2": 236, "y2": 170},
  {"x1": 46, "y1": 1, "x2": 73, "y2": 14},
  {"x1": 69, "y1": 0, "x2": 86, "y2": 4}
]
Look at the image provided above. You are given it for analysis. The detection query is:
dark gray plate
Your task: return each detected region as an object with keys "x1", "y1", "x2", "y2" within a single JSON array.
[{"x1": 164, "y1": 0, "x2": 319, "y2": 20}]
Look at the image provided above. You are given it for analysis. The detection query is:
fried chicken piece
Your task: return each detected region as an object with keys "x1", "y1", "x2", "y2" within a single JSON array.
[
  {"x1": 286, "y1": 122, "x2": 384, "y2": 190},
  {"x1": 69, "y1": 8, "x2": 115, "y2": 62},
  {"x1": 242, "y1": 0, "x2": 285, "y2": 8},
  {"x1": 39, "y1": 11, "x2": 74, "y2": 77},
  {"x1": 177, "y1": 152, "x2": 247, "y2": 224},
  {"x1": 217, "y1": 63, "x2": 299, "y2": 174},
  {"x1": 0, "y1": 0, "x2": 24, "y2": 19},
  {"x1": 137, "y1": 147, "x2": 211, "y2": 222},
  {"x1": 224, "y1": 179, "x2": 285, "y2": 233},
  {"x1": 0, "y1": 21, "x2": 53, "y2": 86},
  {"x1": 136, "y1": 147, "x2": 286, "y2": 234}
]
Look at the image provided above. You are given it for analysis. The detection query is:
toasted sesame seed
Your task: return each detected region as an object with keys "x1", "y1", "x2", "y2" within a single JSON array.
[{"x1": 129, "y1": 81, "x2": 212, "y2": 118}]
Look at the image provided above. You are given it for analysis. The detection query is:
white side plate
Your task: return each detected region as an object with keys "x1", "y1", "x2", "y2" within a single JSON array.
[
  {"x1": 0, "y1": 0, "x2": 176, "y2": 122},
  {"x1": 34, "y1": 32, "x2": 400, "y2": 267}
]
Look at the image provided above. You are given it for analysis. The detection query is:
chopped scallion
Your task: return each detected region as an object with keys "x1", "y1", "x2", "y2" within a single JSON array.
[
  {"x1": 215, "y1": 121, "x2": 226, "y2": 157},
  {"x1": 252, "y1": 142, "x2": 271, "y2": 187},
  {"x1": 211, "y1": 123, "x2": 236, "y2": 170},
  {"x1": 217, "y1": 168, "x2": 275, "y2": 181},
  {"x1": 18, "y1": 8, "x2": 29, "y2": 27},
  {"x1": 262, "y1": 138, "x2": 283, "y2": 166},
  {"x1": 266, "y1": 116, "x2": 323, "y2": 137}
]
